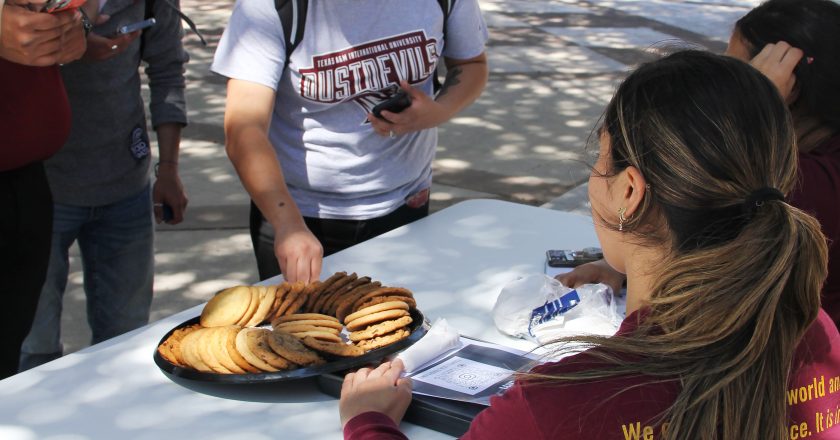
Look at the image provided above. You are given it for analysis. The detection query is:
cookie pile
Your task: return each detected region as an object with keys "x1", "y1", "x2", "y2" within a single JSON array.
[
  {"x1": 345, "y1": 300, "x2": 414, "y2": 351},
  {"x1": 157, "y1": 272, "x2": 418, "y2": 375}
]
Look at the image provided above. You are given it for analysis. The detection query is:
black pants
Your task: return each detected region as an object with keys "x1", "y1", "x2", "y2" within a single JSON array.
[
  {"x1": 249, "y1": 201, "x2": 429, "y2": 281},
  {"x1": 0, "y1": 162, "x2": 53, "y2": 379}
]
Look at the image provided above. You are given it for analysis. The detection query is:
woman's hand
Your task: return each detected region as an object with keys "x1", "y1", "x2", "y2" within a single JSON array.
[
  {"x1": 749, "y1": 41, "x2": 804, "y2": 105},
  {"x1": 340, "y1": 359, "x2": 413, "y2": 428},
  {"x1": 555, "y1": 258, "x2": 625, "y2": 295}
]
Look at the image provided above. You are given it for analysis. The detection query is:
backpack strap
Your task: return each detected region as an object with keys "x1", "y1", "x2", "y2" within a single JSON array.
[
  {"x1": 433, "y1": 0, "x2": 454, "y2": 93},
  {"x1": 275, "y1": 0, "x2": 308, "y2": 67}
]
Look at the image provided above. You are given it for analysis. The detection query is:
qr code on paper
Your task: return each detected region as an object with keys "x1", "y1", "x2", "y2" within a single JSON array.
[{"x1": 411, "y1": 356, "x2": 512, "y2": 395}]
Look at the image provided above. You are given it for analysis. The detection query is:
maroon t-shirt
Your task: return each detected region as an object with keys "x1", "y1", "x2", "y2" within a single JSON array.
[
  {"x1": 790, "y1": 134, "x2": 840, "y2": 329},
  {"x1": 0, "y1": 58, "x2": 70, "y2": 171},
  {"x1": 344, "y1": 309, "x2": 840, "y2": 439}
]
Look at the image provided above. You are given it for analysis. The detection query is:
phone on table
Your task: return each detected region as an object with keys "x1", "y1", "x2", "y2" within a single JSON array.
[
  {"x1": 372, "y1": 89, "x2": 411, "y2": 121},
  {"x1": 545, "y1": 248, "x2": 603, "y2": 268},
  {"x1": 117, "y1": 18, "x2": 156, "y2": 34}
]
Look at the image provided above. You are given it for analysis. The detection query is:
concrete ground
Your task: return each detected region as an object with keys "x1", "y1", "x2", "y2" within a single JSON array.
[{"x1": 57, "y1": 0, "x2": 760, "y2": 355}]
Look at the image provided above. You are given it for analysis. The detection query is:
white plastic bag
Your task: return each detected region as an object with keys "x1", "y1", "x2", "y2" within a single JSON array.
[{"x1": 492, "y1": 274, "x2": 623, "y2": 343}]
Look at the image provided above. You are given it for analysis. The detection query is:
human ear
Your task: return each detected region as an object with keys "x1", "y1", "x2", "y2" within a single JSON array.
[{"x1": 621, "y1": 166, "x2": 647, "y2": 218}]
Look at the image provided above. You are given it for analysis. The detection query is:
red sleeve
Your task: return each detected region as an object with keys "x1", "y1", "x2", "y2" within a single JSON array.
[
  {"x1": 791, "y1": 149, "x2": 840, "y2": 245},
  {"x1": 461, "y1": 382, "x2": 543, "y2": 440},
  {"x1": 343, "y1": 412, "x2": 408, "y2": 440}
]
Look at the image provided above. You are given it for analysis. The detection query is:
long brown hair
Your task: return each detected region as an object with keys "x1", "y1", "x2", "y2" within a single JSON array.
[{"x1": 533, "y1": 51, "x2": 828, "y2": 439}]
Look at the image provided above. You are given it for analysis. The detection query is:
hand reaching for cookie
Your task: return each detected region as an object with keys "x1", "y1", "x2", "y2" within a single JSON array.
[{"x1": 340, "y1": 358, "x2": 413, "y2": 428}]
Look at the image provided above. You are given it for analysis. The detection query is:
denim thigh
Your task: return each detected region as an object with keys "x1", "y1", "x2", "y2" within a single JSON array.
[
  {"x1": 78, "y1": 185, "x2": 154, "y2": 344},
  {"x1": 20, "y1": 197, "x2": 91, "y2": 368}
]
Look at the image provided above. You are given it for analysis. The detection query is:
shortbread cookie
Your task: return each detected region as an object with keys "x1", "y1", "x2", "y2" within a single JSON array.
[
  {"x1": 313, "y1": 272, "x2": 357, "y2": 314},
  {"x1": 208, "y1": 327, "x2": 245, "y2": 374},
  {"x1": 275, "y1": 281, "x2": 305, "y2": 318},
  {"x1": 222, "y1": 326, "x2": 260, "y2": 373},
  {"x1": 356, "y1": 295, "x2": 416, "y2": 311},
  {"x1": 344, "y1": 300, "x2": 410, "y2": 325},
  {"x1": 284, "y1": 281, "x2": 318, "y2": 316},
  {"x1": 158, "y1": 324, "x2": 200, "y2": 367},
  {"x1": 291, "y1": 331, "x2": 343, "y2": 343},
  {"x1": 249, "y1": 328, "x2": 294, "y2": 370},
  {"x1": 355, "y1": 328, "x2": 411, "y2": 351},
  {"x1": 272, "y1": 313, "x2": 339, "y2": 325},
  {"x1": 200, "y1": 286, "x2": 252, "y2": 327},
  {"x1": 351, "y1": 287, "x2": 413, "y2": 313},
  {"x1": 335, "y1": 282, "x2": 382, "y2": 322},
  {"x1": 235, "y1": 328, "x2": 280, "y2": 372},
  {"x1": 197, "y1": 328, "x2": 233, "y2": 374},
  {"x1": 325, "y1": 276, "x2": 371, "y2": 316},
  {"x1": 267, "y1": 283, "x2": 291, "y2": 323},
  {"x1": 348, "y1": 315, "x2": 413, "y2": 342},
  {"x1": 305, "y1": 272, "x2": 346, "y2": 311},
  {"x1": 346, "y1": 309, "x2": 409, "y2": 331},
  {"x1": 235, "y1": 286, "x2": 261, "y2": 326},
  {"x1": 301, "y1": 336, "x2": 365, "y2": 357},
  {"x1": 274, "y1": 323, "x2": 341, "y2": 335},
  {"x1": 274, "y1": 319, "x2": 343, "y2": 331},
  {"x1": 244, "y1": 285, "x2": 276, "y2": 327},
  {"x1": 268, "y1": 330, "x2": 324, "y2": 366},
  {"x1": 180, "y1": 328, "x2": 214, "y2": 373}
]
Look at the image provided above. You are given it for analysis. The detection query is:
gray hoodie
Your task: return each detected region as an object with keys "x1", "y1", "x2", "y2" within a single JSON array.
[{"x1": 46, "y1": 0, "x2": 189, "y2": 206}]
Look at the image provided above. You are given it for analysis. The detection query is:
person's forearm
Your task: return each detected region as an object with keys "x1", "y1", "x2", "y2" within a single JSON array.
[
  {"x1": 155, "y1": 122, "x2": 181, "y2": 163},
  {"x1": 226, "y1": 126, "x2": 304, "y2": 230},
  {"x1": 434, "y1": 53, "x2": 488, "y2": 121}
]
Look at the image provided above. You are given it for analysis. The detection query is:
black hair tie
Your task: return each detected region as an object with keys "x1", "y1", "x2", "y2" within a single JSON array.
[{"x1": 743, "y1": 187, "x2": 785, "y2": 216}]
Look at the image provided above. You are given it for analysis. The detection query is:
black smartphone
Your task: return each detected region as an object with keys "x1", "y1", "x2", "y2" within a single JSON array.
[
  {"x1": 372, "y1": 90, "x2": 411, "y2": 121},
  {"x1": 162, "y1": 204, "x2": 174, "y2": 222},
  {"x1": 546, "y1": 248, "x2": 603, "y2": 268}
]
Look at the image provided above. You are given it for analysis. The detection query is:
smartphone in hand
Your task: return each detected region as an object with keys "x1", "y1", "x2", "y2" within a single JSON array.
[
  {"x1": 117, "y1": 18, "x2": 156, "y2": 34},
  {"x1": 545, "y1": 248, "x2": 603, "y2": 268},
  {"x1": 41, "y1": 0, "x2": 86, "y2": 13},
  {"x1": 372, "y1": 90, "x2": 411, "y2": 122},
  {"x1": 162, "y1": 203, "x2": 174, "y2": 223}
]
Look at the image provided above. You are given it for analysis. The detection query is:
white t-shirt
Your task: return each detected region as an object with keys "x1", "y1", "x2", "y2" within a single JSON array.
[{"x1": 212, "y1": 0, "x2": 488, "y2": 219}]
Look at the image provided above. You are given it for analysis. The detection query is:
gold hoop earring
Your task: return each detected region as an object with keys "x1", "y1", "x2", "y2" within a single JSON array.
[{"x1": 618, "y1": 207, "x2": 627, "y2": 231}]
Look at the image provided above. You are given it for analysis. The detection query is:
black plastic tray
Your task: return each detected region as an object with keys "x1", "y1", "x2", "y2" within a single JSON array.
[
  {"x1": 317, "y1": 371, "x2": 484, "y2": 437},
  {"x1": 153, "y1": 308, "x2": 428, "y2": 383}
]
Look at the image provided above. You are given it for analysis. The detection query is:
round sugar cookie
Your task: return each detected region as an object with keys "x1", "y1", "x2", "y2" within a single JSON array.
[
  {"x1": 273, "y1": 313, "x2": 339, "y2": 325},
  {"x1": 355, "y1": 328, "x2": 411, "y2": 351},
  {"x1": 268, "y1": 330, "x2": 324, "y2": 366},
  {"x1": 274, "y1": 324, "x2": 341, "y2": 335},
  {"x1": 235, "y1": 328, "x2": 280, "y2": 372},
  {"x1": 291, "y1": 331, "x2": 343, "y2": 343},
  {"x1": 249, "y1": 328, "x2": 294, "y2": 370},
  {"x1": 348, "y1": 316, "x2": 413, "y2": 342},
  {"x1": 301, "y1": 336, "x2": 365, "y2": 357},
  {"x1": 346, "y1": 309, "x2": 409, "y2": 332},
  {"x1": 344, "y1": 300, "x2": 410, "y2": 325},
  {"x1": 200, "y1": 286, "x2": 252, "y2": 327},
  {"x1": 222, "y1": 326, "x2": 260, "y2": 373}
]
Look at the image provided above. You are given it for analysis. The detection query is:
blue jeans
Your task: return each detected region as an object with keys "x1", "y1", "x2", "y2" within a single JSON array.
[{"x1": 19, "y1": 185, "x2": 154, "y2": 371}]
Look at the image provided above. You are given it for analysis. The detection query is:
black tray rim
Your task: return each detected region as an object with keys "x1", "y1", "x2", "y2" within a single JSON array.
[{"x1": 153, "y1": 308, "x2": 428, "y2": 383}]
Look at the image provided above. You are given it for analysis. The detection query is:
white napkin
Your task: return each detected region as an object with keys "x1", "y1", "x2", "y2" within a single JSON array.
[{"x1": 396, "y1": 318, "x2": 462, "y2": 374}]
